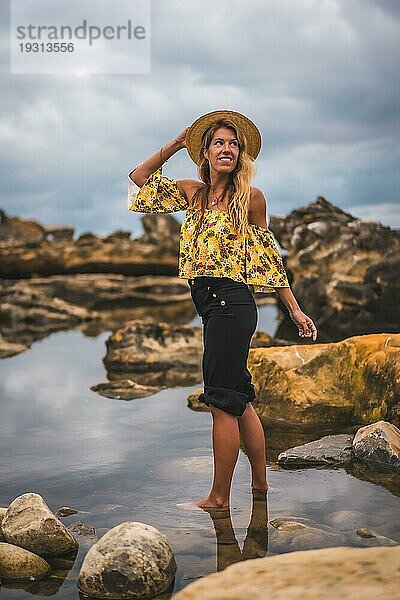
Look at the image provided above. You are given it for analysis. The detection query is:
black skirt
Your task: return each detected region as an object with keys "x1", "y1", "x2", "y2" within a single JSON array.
[{"x1": 189, "y1": 276, "x2": 258, "y2": 416}]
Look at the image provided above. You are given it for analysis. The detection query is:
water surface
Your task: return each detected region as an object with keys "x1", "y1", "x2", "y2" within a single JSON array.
[{"x1": 0, "y1": 306, "x2": 399, "y2": 598}]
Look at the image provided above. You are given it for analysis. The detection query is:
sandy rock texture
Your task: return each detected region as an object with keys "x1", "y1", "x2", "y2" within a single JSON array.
[
  {"x1": 172, "y1": 546, "x2": 400, "y2": 600},
  {"x1": 248, "y1": 333, "x2": 400, "y2": 428}
]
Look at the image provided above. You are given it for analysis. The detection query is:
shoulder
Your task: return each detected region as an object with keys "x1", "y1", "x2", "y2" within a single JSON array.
[
  {"x1": 176, "y1": 179, "x2": 205, "y2": 207},
  {"x1": 248, "y1": 186, "x2": 269, "y2": 229},
  {"x1": 249, "y1": 186, "x2": 267, "y2": 210}
]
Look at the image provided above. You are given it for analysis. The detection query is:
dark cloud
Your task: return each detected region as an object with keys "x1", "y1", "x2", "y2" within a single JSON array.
[{"x1": 0, "y1": 0, "x2": 399, "y2": 233}]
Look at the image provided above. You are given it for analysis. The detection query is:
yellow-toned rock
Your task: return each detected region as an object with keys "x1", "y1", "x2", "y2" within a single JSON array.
[
  {"x1": 247, "y1": 333, "x2": 400, "y2": 428},
  {"x1": 172, "y1": 546, "x2": 400, "y2": 600}
]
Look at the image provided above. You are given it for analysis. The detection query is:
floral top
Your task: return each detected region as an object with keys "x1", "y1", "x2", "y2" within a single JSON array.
[{"x1": 127, "y1": 167, "x2": 289, "y2": 293}]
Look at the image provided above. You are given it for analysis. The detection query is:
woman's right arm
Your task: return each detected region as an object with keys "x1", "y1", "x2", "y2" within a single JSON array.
[{"x1": 128, "y1": 127, "x2": 189, "y2": 186}]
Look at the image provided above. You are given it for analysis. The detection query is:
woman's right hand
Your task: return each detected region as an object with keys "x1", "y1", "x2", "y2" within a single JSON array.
[{"x1": 174, "y1": 126, "x2": 190, "y2": 149}]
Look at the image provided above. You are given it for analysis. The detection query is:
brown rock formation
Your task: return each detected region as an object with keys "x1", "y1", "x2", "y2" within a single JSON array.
[
  {"x1": 270, "y1": 197, "x2": 400, "y2": 341},
  {"x1": 0, "y1": 208, "x2": 180, "y2": 277},
  {"x1": 248, "y1": 333, "x2": 400, "y2": 429},
  {"x1": 94, "y1": 322, "x2": 283, "y2": 398}
]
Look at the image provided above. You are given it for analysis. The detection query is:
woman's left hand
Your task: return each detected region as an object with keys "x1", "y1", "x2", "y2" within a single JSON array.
[{"x1": 289, "y1": 308, "x2": 318, "y2": 341}]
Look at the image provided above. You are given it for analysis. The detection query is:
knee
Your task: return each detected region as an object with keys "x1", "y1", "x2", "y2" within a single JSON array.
[{"x1": 210, "y1": 405, "x2": 238, "y2": 420}]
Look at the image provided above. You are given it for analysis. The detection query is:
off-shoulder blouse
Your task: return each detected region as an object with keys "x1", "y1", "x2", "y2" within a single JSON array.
[{"x1": 127, "y1": 167, "x2": 289, "y2": 294}]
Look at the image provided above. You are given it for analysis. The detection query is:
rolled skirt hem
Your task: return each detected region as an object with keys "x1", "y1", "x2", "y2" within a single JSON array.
[{"x1": 199, "y1": 385, "x2": 254, "y2": 417}]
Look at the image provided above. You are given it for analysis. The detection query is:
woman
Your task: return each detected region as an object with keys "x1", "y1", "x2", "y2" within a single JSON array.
[{"x1": 127, "y1": 109, "x2": 317, "y2": 511}]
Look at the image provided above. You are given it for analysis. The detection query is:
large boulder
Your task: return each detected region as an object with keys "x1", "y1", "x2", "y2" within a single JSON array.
[
  {"x1": 270, "y1": 197, "x2": 400, "y2": 341},
  {"x1": 0, "y1": 542, "x2": 51, "y2": 580},
  {"x1": 77, "y1": 522, "x2": 176, "y2": 599},
  {"x1": 247, "y1": 333, "x2": 400, "y2": 428},
  {"x1": 2, "y1": 493, "x2": 78, "y2": 556},
  {"x1": 172, "y1": 546, "x2": 400, "y2": 600},
  {"x1": 353, "y1": 421, "x2": 400, "y2": 473}
]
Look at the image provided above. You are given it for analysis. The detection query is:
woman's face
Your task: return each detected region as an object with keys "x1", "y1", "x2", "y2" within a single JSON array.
[{"x1": 204, "y1": 127, "x2": 239, "y2": 173}]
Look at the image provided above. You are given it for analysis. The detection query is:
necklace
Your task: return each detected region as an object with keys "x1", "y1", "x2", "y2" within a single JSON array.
[{"x1": 209, "y1": 187, "x2": 225, "y2": 207}]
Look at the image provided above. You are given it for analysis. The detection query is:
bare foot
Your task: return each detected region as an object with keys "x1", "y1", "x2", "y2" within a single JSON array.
[
  {"x1": 251, "y1": 483, "x2": 269, "y2": 492},
  {"x1": 177, "y1": 496, "x2": 229, "y2": 511}
]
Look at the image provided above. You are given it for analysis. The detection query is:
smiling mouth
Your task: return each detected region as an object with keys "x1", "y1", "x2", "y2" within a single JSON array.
[{"x1": 218, "y1": 157, "x2": 233, "y2": 162}]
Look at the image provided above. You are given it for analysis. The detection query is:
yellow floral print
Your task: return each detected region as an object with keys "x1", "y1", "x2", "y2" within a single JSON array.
[{"x1": 127, "y1": 167, "x2": 290, "y2": 293}]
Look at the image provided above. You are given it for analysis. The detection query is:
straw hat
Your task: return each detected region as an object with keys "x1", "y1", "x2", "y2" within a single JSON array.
[{"x1": 186, "y1": 109, "x2": 262, "y2": 165}]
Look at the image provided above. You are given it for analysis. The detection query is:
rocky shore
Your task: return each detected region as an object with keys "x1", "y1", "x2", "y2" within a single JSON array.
[
  {"x1": 1, "y1": 199, "x2": 399, "y2": 347},
  {"x1": 1, "y1": 201, "x2": 399, "y2": 598}
]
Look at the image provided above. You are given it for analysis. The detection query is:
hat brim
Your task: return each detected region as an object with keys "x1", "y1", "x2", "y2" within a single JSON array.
[{"x1": 186, "y1": 109, "x2": 262, "y2": 165}]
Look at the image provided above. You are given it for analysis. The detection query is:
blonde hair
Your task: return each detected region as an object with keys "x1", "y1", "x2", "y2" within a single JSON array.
[{"x1": 191, "y1": 119, "x2": 256, "y2": 239}]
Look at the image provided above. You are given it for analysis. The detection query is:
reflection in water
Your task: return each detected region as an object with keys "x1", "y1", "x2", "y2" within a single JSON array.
[
  {"x1": 201, "y1": 491, "x2": 269, "y2": 571},
  {"x1": 1, "y1": 550, "x2": 78, "y2": 596},
  {"x1": 1, "y1": 330, "x2": 400, "y2": 599}
]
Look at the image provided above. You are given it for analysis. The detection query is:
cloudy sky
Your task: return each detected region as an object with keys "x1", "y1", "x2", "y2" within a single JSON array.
[{"x1": 1, "y1": 0, "x2": 399, "y2": 236}]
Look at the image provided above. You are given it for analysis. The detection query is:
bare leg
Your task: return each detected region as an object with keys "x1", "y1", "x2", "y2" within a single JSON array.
[
  {"x1": 238, "y1": 403, "x2": 268, "y2": 490},
  {"x1": 196, "y1": 406, "x2": 240, "y2": 509}
]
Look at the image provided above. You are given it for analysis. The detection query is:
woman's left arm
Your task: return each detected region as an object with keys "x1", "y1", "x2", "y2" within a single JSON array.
[
  {"x1": 274, "y1": 287, "x2": 318, "y2": 341},
  {"x1": 249, "y1": 187, "x2": 317, "y2": 341}
]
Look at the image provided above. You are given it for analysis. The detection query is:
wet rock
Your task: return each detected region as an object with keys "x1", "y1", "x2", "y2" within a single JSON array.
[
  {"x1": 172, "y1": 546, "x2": 400, "y2": 599},
  {"x1": 67, "y1": 521, "x2": 96, "y2": 537},
  {"x1": 100, "y1": 323, "x2": 282, "y2": 396},
  {"x1": 248, "y1": 333, "x2": 400, "y2": 428},
  {"x1": 270, "y1": 518, "x2": 308, "y2": 531},
  {"x1": 347, "y1": 528, "x2": 399, "y2": 547},
  {"x1": 0, "y1": 283, "x2": 97, "y2": 346},
  {"x1": 103, "y1": 321, "x2": 203, "y2": 388},
  {"x1": 0, "y1": 335, "x2": 29, "y2": 359},
  {"x1": 270, "y1": 525, "x2": 345, "y2": 553},
  {"x1": 67, "y1": 521, "x2": 97, "y2": 550},
  {"x1": 56, "y1": 506, "x2": 78, "y2": 517},
  {"x1": 325, "y1": 510, "x2": 383, "y2": 531},
  {"x1": 0, "y1": 542, "x2": 51, "y2": 580},
  {"x1": 2, "y1": 492, "x2": 78, "y2": 556},
  {"x1": 270, "y1": 198, "x2": 400, "y2": 341},
  {"x1": 0, "y1": 275, "x2": 196, "y2": 345},
  {"x1": 277, "y1": 434, "x2": 354, "y2": 468},
  {"x1": 91, "y1": 379, "x2": 166, "y2": 400},
  {"x1": 77, "y1": 522, "x2": 176, "y2": 599},
  {"x1": 353, "y1": 420, "x2": 400, "y2": 473}
]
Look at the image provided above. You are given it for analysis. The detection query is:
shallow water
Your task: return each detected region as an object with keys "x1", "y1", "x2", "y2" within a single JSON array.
[{"x1": 0, "y1": 305, "x2": 399, "y2": 598}]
